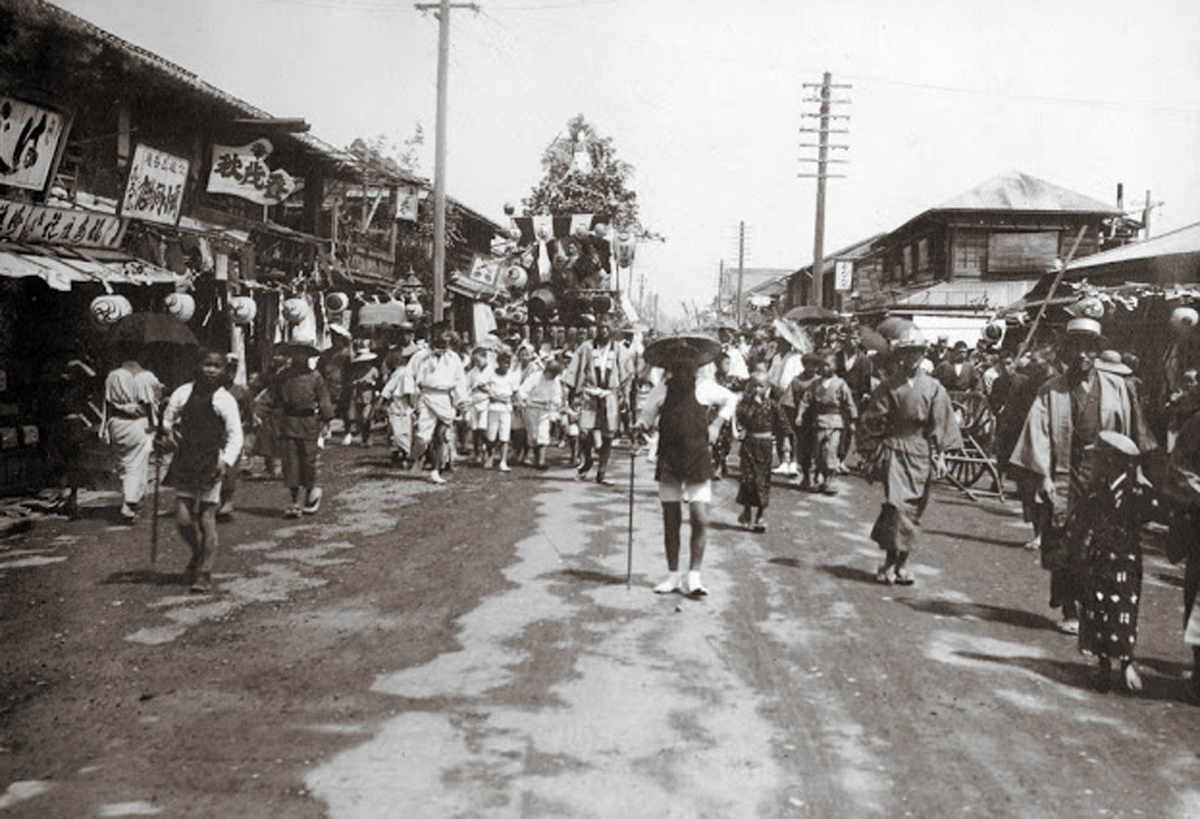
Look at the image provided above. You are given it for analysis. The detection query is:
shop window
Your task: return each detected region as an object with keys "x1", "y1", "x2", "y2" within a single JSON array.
[{"x1": 953, "y1": 231, "x2": 988, "y2": 277}]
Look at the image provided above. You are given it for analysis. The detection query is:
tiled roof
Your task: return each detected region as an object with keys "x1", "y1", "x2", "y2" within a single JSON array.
[{"x1": 932, "y1": 171, "x2": 1119, "y2": 215}]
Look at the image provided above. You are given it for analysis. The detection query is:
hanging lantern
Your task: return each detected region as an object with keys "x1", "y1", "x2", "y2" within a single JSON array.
[
  {"x1": 282, "y1": 297, "x2": 311, "y2": 325},
  {"x1": 493, "y1": 305, "x2": 508, "y2": 323},
  {"x1": 405, "y1": 299, "x2": 424, "y2": 320},
  {"x1": 983, "y1": 322, "x2": 1004, "y2": 343},
  {"x1": 593, "y1": 222, "x2": 610, "y2": 240},
  {"x1": 502, "y1": 265, "x2": 528, "y2": 290},
  {"x1": 528, "y1": 288, "x2": 556, "y2": 318},
  {"x1": 229, "y1": 296, "x2": 258, "y2": 326},
  {"x1": 616, "y1": 232, "x2": 636, "y2": 268},
  {"x1": 509, "y1": 303, "x2": 528, "y2": 324},
  {"x1": 1170, "y1": 305, "x2": 1199, "y2": 332},
  {"x1": 1075, "y1": 296, "x2": 1105, "y2": 320},
  {"x1": 503, "y1": 202, "x2": 516, "y2": 216},
  {"x1": 90, "y1": 294, "x2": 133, "y2": 326},
  {"x1": 325, "y1": 291, "x2": 349, "y2": 313},
  {"x1": 163, "y1": 292, "x2": 195, "y2": 323}
]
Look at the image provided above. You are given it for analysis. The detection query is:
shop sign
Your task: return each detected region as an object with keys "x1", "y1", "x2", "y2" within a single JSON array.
[
  {"x1": 0, "y1": 197, "x2": 125, "y2": 248},
  {"x1": 120, "y1": 144, "x2": 190, "y2": 226},
  {"x1": 207, "y1": 138, "x2": 296, "y2": 206},
  {"x1": 468, "y1": 255, "x2": 499, "y2": 286},
  {"x1": 397, "y1": 183, "x2": 419, "y2": 222},
  {"x1": 0, "y1": 96, "x2": 67, "y2": 192},
  {"x1": 835, "y1": 260, "x2": 853, "y2": 291}
]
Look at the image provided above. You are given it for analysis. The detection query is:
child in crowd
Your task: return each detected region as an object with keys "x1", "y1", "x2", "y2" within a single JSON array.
[
  {"x1": 784, "y1": 352, "x2": 821, "y2": 490},
  {"x1": 161, "y1": 350, "x2": 244, "y2": 594},
  {"x1": 485, "y1": 350, "x2": 522, "y2": 471},
  {"x1": 272, "y1": 338, "x2": 334, "y2": 516},
  {"x1": 374, "y1": 343, "x2": 418, "y2": 467},
  {"x1": 519, "y1": 359, "x2": 565, "y2": 470},
  {"x1": 736, "y1": 362, "x2": 790, "y2": 532},
  {"x1": 798, "y1": 353, "x2": 858, "y2": 495},
  {"x1": 345, "y1": 340, "x2": 380, "y2": 446},
  {"x1": 465, "y1": 345, "x2": 493, "y2": 464}
]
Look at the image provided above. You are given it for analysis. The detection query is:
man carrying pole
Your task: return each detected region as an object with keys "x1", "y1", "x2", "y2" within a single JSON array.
[{"x1": 636, "y1": 335, "x2": 738, "y2": 597}]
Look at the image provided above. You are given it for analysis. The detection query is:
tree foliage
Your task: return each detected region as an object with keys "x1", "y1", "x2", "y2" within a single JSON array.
[{"x1": 524, "y1": 115, "x2": 658, "y2": 240}]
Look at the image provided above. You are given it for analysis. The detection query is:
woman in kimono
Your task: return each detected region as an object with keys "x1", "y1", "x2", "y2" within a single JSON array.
[
  {"x1": 736, "y1": 362, "x2": 789, "y2": 532},
  {"x1": 860, "y1": 325, "x2": 961, "y2": 585},
  {"x1": 102, "y1": 348, "x2": 163, "y2": 524}
]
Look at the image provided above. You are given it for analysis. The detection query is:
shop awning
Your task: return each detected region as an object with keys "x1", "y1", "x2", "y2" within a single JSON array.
[{"x1": 0, "y1": 244, "x2": 182, "y2": 291}]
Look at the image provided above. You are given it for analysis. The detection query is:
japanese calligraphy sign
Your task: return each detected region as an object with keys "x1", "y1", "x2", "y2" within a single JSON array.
[
  {"x1": 0, "y1": 97, "x2": 68, "y2": 192},
  {"x1": 0, "y1": 197, "x2": 125, "y2": 248},
  {"x1": 396, "y1": 183, "x2": 419, "y2": 222},
  {"x1": 207, "y1": 138, "x2": 296, "y2": 206},
  {"x1": 468, "y1": 255, "x2": 499, "y2": 286},
  {"x1": 835, "y1": 260, "x2": 853, "y2": 292},
  {"x1": 120, "y1": 144, "x2": 189, "y2": 226}
]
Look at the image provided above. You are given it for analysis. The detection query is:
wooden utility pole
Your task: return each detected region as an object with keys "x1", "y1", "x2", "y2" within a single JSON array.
[
  {"x1": 735, "y1": 221, "x2": 746, "y2": 326},
  {"x1": 717, "y1": 258, "x2": 725, "y2": 314},
  {"x1": 416, "y1": 0, "x2": 479, "y2": 323},
  {"x1": 800, "y1": 71, "x2": 850, "y2": 308},
  {"x1": 1144, "y1": 189, "x2": 1152, "y2": 238}
]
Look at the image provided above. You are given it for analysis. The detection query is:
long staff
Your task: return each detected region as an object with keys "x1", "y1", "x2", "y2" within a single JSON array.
[
  {"x1": 626, "y1": 347, "x2": 639, "y2": 590},
  {"x1": 1017, "y1": 225, "x2": 1087, "y2": 358},
  {"x1": 149, "y1": 412, "x2": 164, "y2": 569}
]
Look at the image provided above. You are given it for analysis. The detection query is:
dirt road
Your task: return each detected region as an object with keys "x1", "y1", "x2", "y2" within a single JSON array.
[{"x1": 3, "y1": 446, "x2": 1199, "y2": 817}]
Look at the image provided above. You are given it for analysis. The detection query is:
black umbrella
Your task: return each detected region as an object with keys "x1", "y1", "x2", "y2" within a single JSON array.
[
  {"x1": 109, "y1": 313, "x2": 198, "y2": 348},
  {"x1": 644, "y1": 334, "x2": 722, "y2": 370},
  {"x1": 782, "y1": 305, "x2": 843, "y2": 325}
]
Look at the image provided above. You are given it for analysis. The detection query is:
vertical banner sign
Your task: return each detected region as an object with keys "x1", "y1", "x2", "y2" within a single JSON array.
[
  {"x1": 396, "y1": 184, "x2": 420, "y2": 222},
  {"x1": 0, "y1": 97, "x2": 67, "y2": 192},
  {"x1": 207, "y1": 139, "x2": 296, "y2": 206},
  {"x1": 121, "y1": 144, "x2": 190, "y2": 225},
  {"x1": 834, "y1": 260, "x2": 853, "y2": 291}
]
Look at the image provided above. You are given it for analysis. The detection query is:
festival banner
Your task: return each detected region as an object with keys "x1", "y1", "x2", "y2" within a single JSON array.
[
  {"x1": 120, "y1": 144, "x2": 190, "y2": 226},
  {"x1": 396, "y1": 183, "x2": 420, "y2": 222},
  {"x1": 0, "y1": 96, "x2": 68, "y2": 192},
  {"x1": 0, "y1": 197, "x2": 125, "y2": 248},
  {"x1": 207, "y1": 138, "x2": 296, "y2": 206},
  {"x1": 468, "y1": 254, "x2": 499, "y2": 286}
]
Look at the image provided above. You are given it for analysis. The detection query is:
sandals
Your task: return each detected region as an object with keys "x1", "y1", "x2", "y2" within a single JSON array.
[{"x1": 893, "y1": 568, "x2": 915, "y2": 586}]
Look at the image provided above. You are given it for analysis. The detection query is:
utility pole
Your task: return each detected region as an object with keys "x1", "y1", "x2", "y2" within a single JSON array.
[
  {"x1": 736, "y1": 221, "x2": 746, "y2": 326},
  {"x1": 717, "y1": 259, "x2": 725, "y2": 314},
  {"x1": 800, "y1": 71, "x2": 851, "y2": 308},
  {"x1": 1143, "y1": 189, "x2": 1152, "y2": 239},
  {"x1": 416, "y1": 0, "x2": 479, "y2": 324}
]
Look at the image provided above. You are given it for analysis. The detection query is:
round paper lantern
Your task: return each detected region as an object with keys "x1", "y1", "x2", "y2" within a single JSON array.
[
  {"x1": 502, "y1": 265, "x2": 528, "y2": 289},
  {"x1": 493, "y1": 305, "x2": 508, "y2": 323},
  {"x1": 528, "y1": 288, "x2": 556, "y2": 318},
  {"x1": 503, "y1": 202, "x2": 516, "y2": 216},
  {"x1": 983, "y1": 322, "x2": 1004, "y2": 342},
  {"x1": 229, "y1": 296, "x2": 257, "y2": 326},
  {"x1": 508, "y1": 226, "x2": 522, "y2": 242},
  {"x1": 164, "y1": 292, "x2": 195, "y2": 323},
  {"x1": 509, "y1": 303, "x2": 528, "y2": 324},
  {"x1": 615, "y1": 233, "x2": 636, "y2": 268},
  {"x1": 405, "y1": 299, "x2": 424, "y2": 320},
  {"x1": 1076, "y1": 296, "x2": 1105, "y2": 320},
  {"x1": 325, "y1": 291, "x2": 349, "y2": 313},
  {"x1": 593, "y1": 222, "x2": 610, "y2": 240},
  {"x1": 90, "y1": 294, "x2": 132, "y2": 326},
  {"x1": 1170, "y1": 306, "x2": 1199, "y2": 331},
  {"x1": 282, "y1": 297, "x2": 311, "y2": 325}
]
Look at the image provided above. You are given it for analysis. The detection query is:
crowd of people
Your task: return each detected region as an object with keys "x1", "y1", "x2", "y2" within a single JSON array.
[{"x1": 93, "y1": 305, "x2": 1200, "y2": 700}]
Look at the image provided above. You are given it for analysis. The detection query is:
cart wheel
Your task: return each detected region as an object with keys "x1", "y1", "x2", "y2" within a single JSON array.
[{"x1": 947, "y1": 451, "x2": 985, "y2": 487}]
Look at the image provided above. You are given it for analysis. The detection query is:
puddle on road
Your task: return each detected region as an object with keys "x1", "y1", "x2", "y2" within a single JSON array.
[{"x1": 309, "y1": 475, "x2": 786, "y2": 817}]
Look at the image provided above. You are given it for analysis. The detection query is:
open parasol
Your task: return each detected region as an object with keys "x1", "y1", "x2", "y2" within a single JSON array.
[
  {"x1": 875, "y1": 316, "x2": 916, "y2": 341},
  {"x1": 857, "y1": 327, "x2": 890, "y2": 354},
  {"x1": 783, "y1": 305, "x2": 843, "y2": 325},
  {"x1": 643, "y1": 333, "x2": 722, "y2": 370},
  {"x1": 109, "y1": 313, "x2": 198, "y2": 347},
  {"x1": 773, "y1": 318, "x2": 815, "y2": 353}
]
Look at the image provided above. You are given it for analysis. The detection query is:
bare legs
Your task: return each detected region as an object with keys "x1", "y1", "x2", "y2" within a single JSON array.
[
  {"x1": 656, "y1": 501, "x2": 709, "y2": 595},
  {"x1": 175, "y1": 497, "x2": 219, "y2": 592}
]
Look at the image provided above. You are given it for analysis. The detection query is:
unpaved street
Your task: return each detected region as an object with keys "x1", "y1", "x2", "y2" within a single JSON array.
[{"x1": 3, "y1": 446, "x2": 1200, "y2": 818}]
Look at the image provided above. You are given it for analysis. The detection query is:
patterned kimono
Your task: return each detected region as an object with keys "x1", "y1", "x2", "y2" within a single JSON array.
[
  {"x1": 861, "y1": 372, "x2": 962, "y2": 554},
  {"x1": 736, "y1": 385, "x2": 790, "y2": 509}
]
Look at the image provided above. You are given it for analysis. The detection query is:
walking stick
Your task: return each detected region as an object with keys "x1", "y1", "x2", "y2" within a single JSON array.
[
  {"x1": 150, "y1": 414, "x2": 163, "y2": 569},
  {"x1": 627, "y1": 348, "x2": 639, "y2": 590}
]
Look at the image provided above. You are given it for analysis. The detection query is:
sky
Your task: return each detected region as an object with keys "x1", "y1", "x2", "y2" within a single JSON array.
[{"x1": 51, "y1": 0, "x2": 1200, "y2": 317}]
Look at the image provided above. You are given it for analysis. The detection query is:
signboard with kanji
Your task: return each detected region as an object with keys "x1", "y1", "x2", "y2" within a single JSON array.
[
  {"x1": 120, "y1": 144, "x2": 189, "y2": 225},
  {"x1": 207, "y1": 138, "x2": 296, "y2": 206},
  {"x1": 0, "y1": 97, "x2": 68, "y2": 192},
  {"x1": 0, "y1": 197, "x2": 125, "y2": 248},
  {"x1": 834, "y1": 260, "x2": 853, "y2": 291}
]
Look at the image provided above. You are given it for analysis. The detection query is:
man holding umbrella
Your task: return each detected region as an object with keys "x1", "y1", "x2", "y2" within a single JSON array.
[{"x1": 637, "y1": 334, "x2": 738, "y2": 597}]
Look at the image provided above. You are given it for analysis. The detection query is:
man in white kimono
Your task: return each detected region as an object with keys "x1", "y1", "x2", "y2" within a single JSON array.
[{"x1": 563, "y1": 320, "x2": 635, "y2": 486}]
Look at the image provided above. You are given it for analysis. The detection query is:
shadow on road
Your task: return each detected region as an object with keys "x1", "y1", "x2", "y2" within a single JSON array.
[
  {"x1": 816, "y1": 562, "x2": 879, "y2": 584},
  {"x1": 557, "y1": 568, "x2": 630, "y2": 586},
  {"x1": 955, "y1": 650, "x2": 1196, "y2": 705},
  {"x1": 898, "y1": 598, "x2": 1058, "y2": 631},
  {"x1": 924, "y1": 529, "x2": 1027, "y2": 549},
  {"x1": 937, "y1": 496, "x2": 1017, "y2": 518},
  {"x1": 101, "y1": 569, "x2": 189, "y2": 587},
  {"x1": 229, "y1": 505, "x2": 285, "y2": 519}
]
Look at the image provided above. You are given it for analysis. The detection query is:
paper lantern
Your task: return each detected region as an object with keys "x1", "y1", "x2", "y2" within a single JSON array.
[
  {"x1": 405, "y1": 299, "x2": 424, "y2": 320},
  {"x1": 509, "y1": 303, "x2": 528, "y2": 324},
  {"x1": 282, "y1": 297, "x2": 311, "y2": 325},
  {"x1": 1170, "y1": 306, "x2": 1199, "y2": 331},
  {"x1": 528, "y1": 288, "x2": 556, "y2": 318},
  {"x1": 229, "y1": 296, "x2": 257, "y2": 326},
  {"x1": 983, "y1": 322, "x2": 1004, "y2": 342},
  {"x1": 508, "y1": 226, "x2": 522, "y2": 241},
  {"x1": 493, "y1": 305, "x2": 508, "y2": 323},
  {"x1": 502, "y1": 265, "x2": 528, "y2": 289},
  {"x1": 163, "y1": 292, "x2": 195, "y2": 323},
  {"x1": 90, "y1": 294, "x2": 132, "y2": 326},
  {"x1": 616, "y1": 233, "x2": 636, "y2": 269},
  {"x1": 593, "y1": 222, "x2": 610, "y2": 240},
  {"x1": 503, "y1": 202, "x2": 516, "y2": 216},
  {"x1": 325, "y1": 291, "x2": 349, "y2": 313}
]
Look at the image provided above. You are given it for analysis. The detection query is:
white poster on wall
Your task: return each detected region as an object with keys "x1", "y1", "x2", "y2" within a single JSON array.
[
  {"x1": 0, "y1": 96, "x2": 67, "y2": 192},
  {"x1": 120, "y1": 144, "x2": 190, "y2": 225}
]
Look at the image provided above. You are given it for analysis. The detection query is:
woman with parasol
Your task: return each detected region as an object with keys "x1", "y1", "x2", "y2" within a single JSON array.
[{"x1": 636, "y1": 335, "x2": 738, "y2": 597}]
